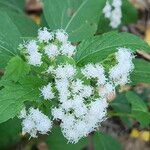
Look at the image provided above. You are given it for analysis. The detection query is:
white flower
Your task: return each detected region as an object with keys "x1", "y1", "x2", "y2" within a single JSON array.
[
  {"x1": 45, "y1": 44, "x2": 59, "y2": 58},
  {"x1": 55, "y1": 64, "x2": 76, "y2": 79},
  {"x1": 55, "y1": 29, "x2": 68, "y2": 43},
  {"x1": 103, "y1": 0, "x2": 122, "y2": 28},
  {"x1": 40, "y1": 83, "x2": 54, "y2": 100},
  {"x1": 27, "y1": 51, "x2": 42, "y2": 66},
  {"x1": 55, "y1": 78, "x2": 70, "y2": 102},
  {"x1": 103, "y1": 1, "x2": 112, "y2": 18},
  {"x1": 60, "y1": 42, "x2": 76, "y2": 57},
  {"x1": 52, "y1": 107, "x2": 64, "y2": 120},
  {"x1": 38, "y1": 27, "x2": 53, "y2": 42},
  {"x1": 21, "y1": 108, "x2": 52, "y2": 138},
  {"x1": 81, "y1": 85, "x2": 93, "y2": 98},
  {"x1": 82, "y1": 64, "x2": 106, "y2": 85},
  {"x1": 99, "y1": 82, "x2": 115, "y2": 98},
  {"x1": 109, "y1": 48, "x2": 134, "y2": 86},
  {"x1": 25, "y1": 40, "x2": 38, "y2": 54},
  {"x1": 112, "y1": 0, "x2": 122, "y2": 7}
]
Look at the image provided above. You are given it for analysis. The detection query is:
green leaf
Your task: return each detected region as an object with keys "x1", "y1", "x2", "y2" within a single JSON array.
[
  {"x1": 93, "y1": 132, "x2": 122, "y2": 150},
  {"x1": 46, "y1": 126, "x2": 88, "y2": 150},
  {"x1": 0, "y1": 77, "x2": 44, "y2": 123},
  {"x1": 0, "y1": 12, "x2": 21, "y2": 69},
  {"x1": 126, "y1": 91, "x2": 150, "y2": 127},
  {"x1": 43, "y1": 0, "x2": 102, "y2": 42},
  {"x1": 75, "y1": 32, "x2": 150, "y2": 66},
  {"x1": 0, "y1": 0, "x2": 25, "y2": 13},
  {"x1": 131, "y1": 59, "x2": 150, "y2": 84},
  {"x1": 122, "y1": 0, "x2": 138, "y2": 25},
  {"x1": 2, "y1": 56, "x2": 30, "y2": 82},
  {"x1": 111, "y1": 93, "x2": 133, "y2": 127},
  {"x1": 0, "y1": 9, "x2": 38, "y2": 37},
  {"x1": 0, "y1": 118, "x2": 21, "y2": 149}
]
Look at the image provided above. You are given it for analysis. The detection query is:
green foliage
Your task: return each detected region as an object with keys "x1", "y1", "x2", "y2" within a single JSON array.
[
  {"x1": 126, "y1": 91, "x2": 150, "y2": 127},
  {"x1": 46, "y1": 126, "x2": 88, "y2": 150},
  {"x1": 0, "y1": 9, "x2": 38, "y2": 68},
  {"x1": 4, "y1": 10, "x2": 39, "y2": 37},
  {"x1": 1, "y1": 56, "x2": 30, "y2": 82},
  {"x1": 0, "y1": 74, "x2": 45, "y2": 123},
  {"x1": 131, "y1": 59, "x2": 150, "y2": 84},
  {"x1": 0, "y1": 0, "x2": 25, "y2": 13},
  {"x1": 0, "y1": 12, "x2": 21, "y2": 69},
  {"x1": 43, "y1": 0, "x2": 104, "y2": 42},
  {"x1": 93, "y1": 132, "x2": 122, "y2": 150},
  {"x1": 111, "y1": 93, "x2": 133, "y2": 127},
  {"x1": 75, "y1": 31, "x2": 150, "y2": 66},
  {"x1": 122, "y1": 0, "x2": 138, "y2": 25},
  {"x1": 0, "y1": 118, "x2": 21, "y2": 149}
]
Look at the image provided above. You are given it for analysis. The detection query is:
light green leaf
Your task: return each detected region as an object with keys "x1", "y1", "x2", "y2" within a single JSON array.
[
  {"x1": 47, "y1": 126, "x2": 88, "y2": 150},
  {"x1": 75, "y1": 32, "x2": 150, "y2": 66},
  {"x1": 131, "y1": 59, "x2": 150, "y2": 84},
  {"x1": 93, "y1": 132, "x2": 122, "y2": 150},
  {"x1": 126, "y1": 91, "x2": 150, "y2": 127},
  {"x1": 1, "y1": 56, "x2": 30, "y2": 82},
  {"x1": 43, "y1": 0, "x2": 102, "y2": 42},
  {"x1": 0, "y1": 12, "x2": 21, "y2": 69}
]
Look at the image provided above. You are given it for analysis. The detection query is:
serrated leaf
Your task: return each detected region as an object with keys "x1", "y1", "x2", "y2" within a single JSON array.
[
  {"x1": 46, "y1": 126, "x2": 88, "y2": 150},
  {"x1": 0, "y1": 76, "x2": 44, "y2": 123},
  {"x1": 43, "y1": 0, "x2": 102, "y2": 42},
  {"x1": 126, "y1": 91, "x2": 150, "y2": 127},
  {"x1": 0, "y1": 12, "x2": 21, "y2": 69},
  {"x1": 131, "y1": 59, "x2": 150, "y2": 84},
  {"x1": 2, "y1": 56, "x2": 30, "y2": 82},
  {"x1": 93, "y1": 132, "x2": 122, "y2": 150},
  {"x1": 75, "y1": 32, "x2": 150, "y2": 66}
]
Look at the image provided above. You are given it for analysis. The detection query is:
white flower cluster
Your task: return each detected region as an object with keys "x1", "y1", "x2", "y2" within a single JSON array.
[
  {"x1": 24, "y1": 28, "x2": 76, "y2": 66},
  {"x1": 109, "y1": 47, "x2": 135, "y2": 86},
  {"x1": 19, "y1": 107, "x2": 52, "y2": 138},
  {"x1": 20, "y1": 28, "x2": 135, "y2": 143},
  {"x1": 103, "y1": 0, "x2": 122, "y2": 28}
]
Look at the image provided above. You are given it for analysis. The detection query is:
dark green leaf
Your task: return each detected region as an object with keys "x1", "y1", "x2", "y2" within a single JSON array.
[
  {"x1": 0, "y1": 118, "x2": 21, "y2": 149},
  {"x1": 93, "y1": 132, "x2": 122, "y2": 150},
  {"x1": 126, "y1": 91, "x2": 150, "y2": 127},
  {"x1": 111, "y1": 93, "x2": 133, "y2": 127},
  {"x1": 75, "y1": 32, "x2": 150, "y2": 66},
  {"x1": 131, "y1": 59, "x2": 150, "y2": 84},
  {"x1": 43, "y1": 0, "x2": 102, "y2": 42},
  {"x1": 46, "y1": 126, "x2": 88, "y2": 150}
]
